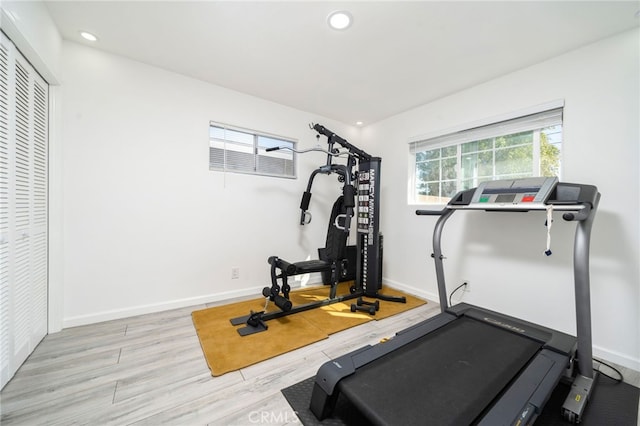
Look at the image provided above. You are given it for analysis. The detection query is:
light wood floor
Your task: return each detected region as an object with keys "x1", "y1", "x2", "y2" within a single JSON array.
[{"x1": 1, "y1": 299, "x2": 638, "y2": 425}]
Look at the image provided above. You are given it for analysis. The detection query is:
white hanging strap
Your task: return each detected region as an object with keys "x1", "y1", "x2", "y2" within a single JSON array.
[{"x1": 545, "y1": 204, "x2": 553, "y2": 256}]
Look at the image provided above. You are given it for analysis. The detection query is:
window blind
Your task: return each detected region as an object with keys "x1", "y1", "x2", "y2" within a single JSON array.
[
  {"x1": 209, "y1": 122, "x2": 296, "y2": 178},
  {"x1": 410, "y1": 107, "x2": 563, "y2": 154}
]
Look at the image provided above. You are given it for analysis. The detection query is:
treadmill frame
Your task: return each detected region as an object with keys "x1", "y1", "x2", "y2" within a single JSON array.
[{"x1": 309, "y1": 181, "x2": 600, "y2": 424}]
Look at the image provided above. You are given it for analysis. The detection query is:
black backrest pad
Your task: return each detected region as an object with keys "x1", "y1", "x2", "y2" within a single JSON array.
[{"x1": 324, "y1": 196, "x2": 348, "y2": 262}]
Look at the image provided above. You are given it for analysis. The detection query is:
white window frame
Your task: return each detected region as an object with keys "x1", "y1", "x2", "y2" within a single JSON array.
[
  {"x1": 209, "y1": 122, "x2": 297, "y2": 179},
  {"x1": 409, "y1": 102, "x2": 563, "y2": 205}
]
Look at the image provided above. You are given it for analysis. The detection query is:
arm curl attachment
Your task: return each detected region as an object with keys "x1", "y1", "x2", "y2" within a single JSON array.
[
  {"x1": 299, "y1": 166, "x2": 354, "y2": 233},
  {"x1": 293, "y1": 124, "x2": 366, "y2": 232}
]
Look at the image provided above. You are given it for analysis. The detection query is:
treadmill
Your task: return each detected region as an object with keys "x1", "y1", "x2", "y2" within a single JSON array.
[{"x1": 309, "y1": 177, "x2": 600, "y2": 425}]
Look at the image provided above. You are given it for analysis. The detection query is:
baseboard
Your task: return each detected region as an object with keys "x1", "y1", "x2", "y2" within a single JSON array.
[
  {"x1": 61, "y1": 285, "x2": 270, "y2": 328},
  {"x1": 593, "y1": 345, "x2": 640, "y2": 373},
  {"x1": 60, "y1": 279, "x2": 321, "y2": 329},
  {"x1": 382, "y1": 278, "x2": 439, "y2": 304},
  {"x1": 63, "y1": 277, "x2": 402, "y2": 329}
]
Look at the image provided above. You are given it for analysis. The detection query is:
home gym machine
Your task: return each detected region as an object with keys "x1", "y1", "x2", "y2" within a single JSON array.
[
  {"x1": 230, "y1": 124, "x2": 406, "y2": 336},
  {"x1": 310, "y1": 177, "x2": 600, "y2": 424}
]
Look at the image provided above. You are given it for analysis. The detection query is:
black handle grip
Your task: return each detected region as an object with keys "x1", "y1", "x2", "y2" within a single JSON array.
[
  {"x1": 265, "y1": 146, "x2": 280, "y2": 152},
  {"x1": 562, "y1": 203, "x2": 592, "y2": 222},
  {"x1": 300, "y1": 191, "x2": 312, "y2": 211},
  {"x1": 416, "y1": 209, "x2": 448, "y2": 216},
  {"x1": 343, "y1": 185, "x2": 355, "y2": 208}
]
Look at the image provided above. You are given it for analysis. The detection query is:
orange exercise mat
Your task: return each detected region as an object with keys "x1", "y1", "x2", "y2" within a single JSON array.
[{"x1": 192, "y1": 282, "x2": 426, "y2": 376}]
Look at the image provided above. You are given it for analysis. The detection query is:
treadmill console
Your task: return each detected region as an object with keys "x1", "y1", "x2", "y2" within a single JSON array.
[{"x1": 468, "y1": 177, "x2": 558, "y2": 210}]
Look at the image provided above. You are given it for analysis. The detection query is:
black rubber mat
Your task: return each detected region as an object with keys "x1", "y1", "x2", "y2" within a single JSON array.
[
  {"x1": 336, "y1": 317, "x2": 542, "y2": 425},
  {"x1": 283, "y1": 372, "x2": 639, "y2": 426},
  {"x1": 537, "y1": 372, "x2": 640, "y2": 426}
]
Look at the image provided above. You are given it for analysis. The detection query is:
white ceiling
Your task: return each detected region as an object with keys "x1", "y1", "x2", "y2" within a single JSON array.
[{"x1": 45, "y1": 1, "x2": 640, "y2": 126}]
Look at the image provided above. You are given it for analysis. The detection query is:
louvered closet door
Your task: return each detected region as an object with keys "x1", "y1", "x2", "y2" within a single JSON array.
[{"x1": 0, "y1": 31, "x2": 48, "y2": 390}]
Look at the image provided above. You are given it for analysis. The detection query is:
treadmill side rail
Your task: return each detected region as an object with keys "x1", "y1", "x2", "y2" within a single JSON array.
[
  {"x1": 310, "y1": 345, "x2": 371, "y2": 420},
  {"x1": 313, "y1": 345, "x2": 371, "y2": 396},
  {"x1": 561, "y1": 373, "x2": 598, "y2": 423},
  {"x1": 478, "y1": 349, "x2": 569, "y2": 426},
  {"x1": 310, "y1": 382, "x2": 340, "y2": 421}
]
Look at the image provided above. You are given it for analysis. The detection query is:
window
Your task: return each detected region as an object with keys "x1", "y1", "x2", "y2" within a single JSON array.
[
  {"x1": 209, "y1": 123, "x2": 296, "y2": 178},
  {"x1": 410, "y1": 107, "x2": 562, "y2": 204}
]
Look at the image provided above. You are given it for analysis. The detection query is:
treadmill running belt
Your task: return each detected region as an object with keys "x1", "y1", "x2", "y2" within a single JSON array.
[{"x1": 338, "y1": 317, "x2": 543, "y2": 425}]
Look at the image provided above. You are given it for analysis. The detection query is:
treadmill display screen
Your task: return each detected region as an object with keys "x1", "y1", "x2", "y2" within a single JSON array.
[
  {"x1": 469, "y1": 177, "x2": 558, "y2": 210},
  {"x1": 495, "y1": 193, "x2": 516, "y2": 203}
]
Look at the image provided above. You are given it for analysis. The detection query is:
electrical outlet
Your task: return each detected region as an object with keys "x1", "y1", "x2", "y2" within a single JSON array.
[
  {"x1": 231, "y1": 268, "x2": 240, "y2": 280},
  {"x1": 463, "y1": 280, "x2": 471, "y2": 292}
]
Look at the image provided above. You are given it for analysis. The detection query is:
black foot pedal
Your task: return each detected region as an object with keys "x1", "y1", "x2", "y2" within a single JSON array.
[{"x1": 236, "y1": 311, "x2": 268, "y2": 336}]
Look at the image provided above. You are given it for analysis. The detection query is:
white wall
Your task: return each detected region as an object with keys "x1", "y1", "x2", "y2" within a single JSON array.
[
  {"x1": 59, "y1": 41, "x2": 360, "y2": 326},
  {"x1": 367, "y1": 28, "x2": 639, "y2": 370}
]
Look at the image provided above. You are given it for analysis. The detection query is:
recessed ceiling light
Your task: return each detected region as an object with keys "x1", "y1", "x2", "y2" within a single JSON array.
[
  {"x1": 356, "y1": 121, "x2": 364, "y2": 126},
  {"x1": 328, "y1": 11, "x2": 353, "y2": 30},
  {"x1": 79, "y1": 31, "x2": 98, "y2": 42}
]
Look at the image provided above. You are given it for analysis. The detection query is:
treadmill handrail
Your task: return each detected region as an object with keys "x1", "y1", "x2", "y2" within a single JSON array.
[
  {"x1": 449, "y1": 204, "x2": 586, "y2": 212},
  {"x1": 416, "y1": 207, "x2": 449, "y2": 216}
]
